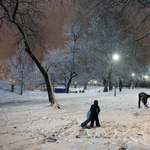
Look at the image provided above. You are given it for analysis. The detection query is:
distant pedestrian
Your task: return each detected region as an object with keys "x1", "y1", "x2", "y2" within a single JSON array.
[{"x1": 90, "y1": 100, "x2": 101, "y2": 128}]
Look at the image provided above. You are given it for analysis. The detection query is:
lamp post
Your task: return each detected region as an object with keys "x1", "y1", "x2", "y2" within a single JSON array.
[
  {"x1": 74, "y1": 82, "x2": 77, "y2": 88},
  {"x1": 144, "y1": 75, "x2": 148, "y2": 88},
  {"x1": 132, "y1": 73, "x2": 135, "y2": 77},
  {"x1": 113, "y1": 54, "x2": 119, "y2": 96},
  {"x1": 94, "y1": 81, "x2": 97, "y2": 93},
  {"x1": 132, "y1": 73, "x2": 135, "y2": 89},
  {"x1": 88, "y1": 82, "x2": 90, "y2": 92}
]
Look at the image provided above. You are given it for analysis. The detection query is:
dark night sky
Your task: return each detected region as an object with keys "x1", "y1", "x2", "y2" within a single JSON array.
[
  {"x1": 0, "y1": 36, "x2": 17, "y2": 60},
  {"x1": 0, "y1": 1, "x2": 79, "y2": 62},
  {"x1": 0, "y1": 2, "x2": 78, "y2": 63},
  {"x1": 0, "y1": 22, "x2": 65, "y2": 61}
]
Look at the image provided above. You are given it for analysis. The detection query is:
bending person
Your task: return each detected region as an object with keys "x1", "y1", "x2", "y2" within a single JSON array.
[
  {"x1": 81, "y1": 110, "x2": 91, "y2": 128},
  {"x1": 138, "y1": 92, "x2": 150, "y2": 108}
]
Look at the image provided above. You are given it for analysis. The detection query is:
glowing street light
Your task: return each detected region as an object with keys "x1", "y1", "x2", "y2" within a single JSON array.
[
  {"x1": 113, "y1": 54, "x2": 119, "y2": 96},
  {"x1": 132, "y1": 73, "x2": 135, "y2": 89},
  {"x1": 74, "y1": 81, "x2": 77, "y2": 88},
  {"x1": 132, "y1": 73, "x2": 135, "y2": 77},
  {"x1": 144, "y1": 75, "x2": 149, "y2": 88},
  {"x1": 113, "y1": 54, "x2": 119, "y2": 61}
]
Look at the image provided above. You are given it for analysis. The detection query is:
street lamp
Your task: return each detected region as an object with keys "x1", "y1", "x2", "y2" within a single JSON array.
[
  {"x1": 74, "y1": 82, "x2": 77, "y2": 88},
  {"x1": 132, "y1": 73, "x2": 135, "y2": 89},
  {"x1": 94, "y1": 81, "x2": 97, "y2": 92},
  {"x1": 113, "y1": 54, "x2": 119, "y2": 61},
  {"x1": 132, "y1": 73, "x2": 135, "y2": 77},
  {"x1": 88, "y1": 82, "x2": 90, "y2": 92},
  {"x1": 144, "y1": 75, "x2": 149, "y2": 88},
  {"x1": 113, "y1": 54, "x2": 119, "y2": 96}
]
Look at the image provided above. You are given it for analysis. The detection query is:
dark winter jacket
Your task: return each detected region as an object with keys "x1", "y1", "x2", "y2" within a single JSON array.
[{"x1": 90, "y1": 104, "x2": 100, "y2": 118}]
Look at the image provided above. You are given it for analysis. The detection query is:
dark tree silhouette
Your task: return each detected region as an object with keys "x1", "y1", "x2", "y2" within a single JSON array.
[{"x1": 0, "y1": 0, "x2": 62, "y2": 107}]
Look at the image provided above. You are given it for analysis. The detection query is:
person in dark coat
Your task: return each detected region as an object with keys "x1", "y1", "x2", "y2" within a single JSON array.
[{"x1": 90, "y1": 100, "x2": 100, "y2": 128}]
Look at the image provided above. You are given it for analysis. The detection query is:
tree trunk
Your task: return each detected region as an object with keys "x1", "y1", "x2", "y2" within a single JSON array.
[
  {"x1": 84, "y1": 83, "x2": 87, "y2": 89},
  {"x1": 119, "y1": 79, "x2": 123, "y2": 92},
  {"x1": 109, "y1": 80, "x2": 113, "y2": 91},
  {"x1": 24, "y1": 41, "x2": 58, "y2": 106},
  {"x1": 66, "y1": 78, "x2": 72, "y2": 93},
  {"x1": 13, "y1": 20, "x2": 59, "y2": 107},
  {"x1": 103, "y1": 69, "x2": 112, "y2": 92},
  {"x1": 65, "y1": 73, "x2": 78, "y2": 93},
  {"x1": 103, "y1": 78, "x2": 108, "y2": 92}
]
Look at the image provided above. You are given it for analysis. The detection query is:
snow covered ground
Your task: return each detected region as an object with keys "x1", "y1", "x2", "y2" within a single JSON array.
[{"x1": 0, "y1": 87, "x2": 150, "y2": 150}]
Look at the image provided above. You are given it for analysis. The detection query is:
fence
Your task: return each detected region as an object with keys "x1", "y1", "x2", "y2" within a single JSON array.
[{"x1": 0, "y1": 81, "x2": 22, "y2": 95}]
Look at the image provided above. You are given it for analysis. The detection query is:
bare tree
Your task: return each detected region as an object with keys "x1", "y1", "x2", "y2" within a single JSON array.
[
  {"x1": 62, "y1": 24, "x2": 84, "y2": 92},
  {"x1": 77, "y1": 0, "x2": 150, "y2": 42},
  {"x1": 78, "y1": 15, "x2": 145, "y2": 91},
  {"x1": 5, "y1": 43, "x2": 32, "y2": 91},
  {"x1": 0, "y1": 0, "x2": 74, "y2": 107},
  {"x1": 44, "y1": 46, "x2": 78, "y2": 93},
  {"x1": 75, "y1": 0, "x2": 150, "y2": 90},
  {"x1": 44, "y1": 48, "x2": 68, "y2": 88},
  {"x1": 4, "y1": 42, "x2": 44, "y2": 91}
]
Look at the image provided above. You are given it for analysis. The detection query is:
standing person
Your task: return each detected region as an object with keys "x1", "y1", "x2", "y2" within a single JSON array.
[{"x1": 90, "y1": 100, "x2": 101, "y2": 128}]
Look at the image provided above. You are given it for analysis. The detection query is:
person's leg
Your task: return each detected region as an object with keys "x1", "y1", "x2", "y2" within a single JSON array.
[
  {"x1": 90, "y1": 118, "x2": 94, "y2": 127},
  {"x1": 96, "y1": 116, "x2": 100, "y2": 127},
  {"x1": 81, "y1": 119, "x2": 88, "y2": 127},
  {"x1": 81, "y1": 111, "x2": 91, "y2": 127},
  {"x1": 142, "y1": 98, "x2": 148, "y2": 107},
  {"x1": 81, "y1": 117, "x2": 91, "y2": 127}
]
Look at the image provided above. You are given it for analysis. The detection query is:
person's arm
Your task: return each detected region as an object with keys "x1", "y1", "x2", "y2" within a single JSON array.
[{"x1": 90, "y1": 105, "x2": 92, "y2": 111}]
